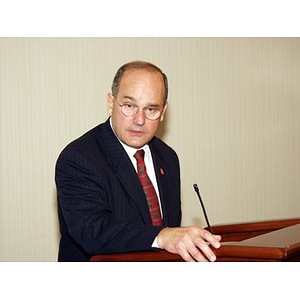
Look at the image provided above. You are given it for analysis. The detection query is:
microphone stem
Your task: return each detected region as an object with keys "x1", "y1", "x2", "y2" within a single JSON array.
[{"x1": 193, "y1": 184, "x2": 214, "y2": 234}]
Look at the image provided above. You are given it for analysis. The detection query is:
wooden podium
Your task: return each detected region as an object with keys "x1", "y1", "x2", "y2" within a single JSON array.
[{"x1": 91, "y1": 218, "x2": 300, "y2": 262}]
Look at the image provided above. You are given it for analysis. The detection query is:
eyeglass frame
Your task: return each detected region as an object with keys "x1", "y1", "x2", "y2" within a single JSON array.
[{"x1": 116, "y1": 100, "x2": 166, "y2": 121}]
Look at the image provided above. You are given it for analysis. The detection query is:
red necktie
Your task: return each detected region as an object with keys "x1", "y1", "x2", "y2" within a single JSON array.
[{"x1": 134, "y1": 150, "x2": 163, "y2": 226}]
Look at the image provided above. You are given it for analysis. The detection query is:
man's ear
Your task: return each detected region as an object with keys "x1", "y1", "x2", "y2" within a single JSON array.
[
  {"x1": 107, "y1": 93, "x2": 114, "y2": 116},
  {"x1": 160, "y1": 101, "x2": 168, "y2": 122}
]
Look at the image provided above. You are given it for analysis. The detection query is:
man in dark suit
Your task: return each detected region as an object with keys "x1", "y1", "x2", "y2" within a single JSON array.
[{"x1": 55, "y1": 61, "x2": 221, "y2": 262}]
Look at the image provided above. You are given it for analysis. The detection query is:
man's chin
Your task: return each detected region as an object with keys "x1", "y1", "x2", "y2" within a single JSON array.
[{"x1": 125, "y1": 138, "x2": 149, "y2": 149}]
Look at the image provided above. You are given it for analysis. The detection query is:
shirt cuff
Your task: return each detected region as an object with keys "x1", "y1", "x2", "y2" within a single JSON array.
[{"x1": 151, "y1": 236, "x2": 159, "y2": 248}]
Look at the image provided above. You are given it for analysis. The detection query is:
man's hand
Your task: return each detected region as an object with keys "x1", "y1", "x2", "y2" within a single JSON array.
[{"x1": 157, "y1": 226, "x2": 221, "y2": 262}]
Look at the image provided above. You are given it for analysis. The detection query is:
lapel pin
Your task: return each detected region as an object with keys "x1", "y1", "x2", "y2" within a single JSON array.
[{"x1": 160, "y1": 168, "x2": 164, "y2": 175}]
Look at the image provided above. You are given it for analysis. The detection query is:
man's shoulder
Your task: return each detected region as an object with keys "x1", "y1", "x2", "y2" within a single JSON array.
[
  {"x1": 150, "y1": 136, "x2": 178, "y2": 158},
  {"x1": 57, "y1": 120, "x2": 111, "y2": 159},
  {"x1": 63, "y1": 124, "x2": 101, "y2": 149}
]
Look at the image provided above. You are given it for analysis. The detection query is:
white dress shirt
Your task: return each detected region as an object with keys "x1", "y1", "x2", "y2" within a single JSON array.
[{"x1": 121, "y1": 143, "x2": 163, "y2": 213}]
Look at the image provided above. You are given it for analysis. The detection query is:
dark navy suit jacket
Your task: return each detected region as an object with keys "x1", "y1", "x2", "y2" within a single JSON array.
[{"x1": 55, "y1": 118, "x2": 181, "y2": 261}]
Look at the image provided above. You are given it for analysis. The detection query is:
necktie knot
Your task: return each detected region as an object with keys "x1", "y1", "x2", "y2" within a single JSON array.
[
  {"x1": 134, "y1": 149, "x2": 145, "y2": 161},
  {"x1": 134, "y1": 150, "x2": 146, "y2": 176}
]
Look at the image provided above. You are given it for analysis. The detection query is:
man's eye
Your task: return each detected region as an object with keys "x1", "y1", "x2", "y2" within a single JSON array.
[
  {"x1": 124, "y1": 103, "x2": 134, "y2": 109},
  {"x1": 146, "y1": 107, "x2": 158, "y2": 113}
]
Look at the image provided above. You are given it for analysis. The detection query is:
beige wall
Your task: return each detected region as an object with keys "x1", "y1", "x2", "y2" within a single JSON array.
[{"x1": 1, "y1": 37, "x2": 299, "y2": 261}]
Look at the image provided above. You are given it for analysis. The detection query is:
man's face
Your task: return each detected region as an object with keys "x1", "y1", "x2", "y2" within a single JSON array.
[{"x1": 107, "y1": 68, "x2": 167, "y2": 149}]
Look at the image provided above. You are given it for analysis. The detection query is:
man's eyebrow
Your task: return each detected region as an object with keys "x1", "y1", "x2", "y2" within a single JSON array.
[
  {"x1": 122, "y1": 96, "x2": 136, "y2": 102},
  {"x1": 122, "y1": 96, "x2": 160, "y2": 107}
]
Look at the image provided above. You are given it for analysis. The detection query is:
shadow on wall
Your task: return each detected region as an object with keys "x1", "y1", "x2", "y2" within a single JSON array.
[
  {"x1": 155, "y1": 112, "x2": 169, "y2": 141},
  {"x1": 52, "y1": 188, "x2": 61, "y2": 253}
]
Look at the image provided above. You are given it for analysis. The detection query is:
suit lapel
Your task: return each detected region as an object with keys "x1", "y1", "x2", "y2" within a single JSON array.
[
  {"x1": 115, "y1": 154, "x2": 152, "y2": 224},
  {"x1": 100, "y1": 119, "x2": 152, "y2": 224}
]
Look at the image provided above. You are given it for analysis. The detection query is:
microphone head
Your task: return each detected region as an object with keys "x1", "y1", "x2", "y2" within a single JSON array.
[{"x1": 193, "y1": 183, "x2": 199, "y2": 192}]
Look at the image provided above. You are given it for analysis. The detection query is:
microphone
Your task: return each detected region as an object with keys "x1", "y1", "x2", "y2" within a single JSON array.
[{"x1": 193, "y1": 183, "x2": 214, "y2": 234}]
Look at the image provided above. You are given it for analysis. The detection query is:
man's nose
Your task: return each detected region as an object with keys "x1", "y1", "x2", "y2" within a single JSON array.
[{"x1": 133, "y1": 109, "x2": 146, "y2": 125}]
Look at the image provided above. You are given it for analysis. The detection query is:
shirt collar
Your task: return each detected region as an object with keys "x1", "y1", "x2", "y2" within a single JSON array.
[{"x1": 109, "y1": 117, "x2": 150, "y2": 161}]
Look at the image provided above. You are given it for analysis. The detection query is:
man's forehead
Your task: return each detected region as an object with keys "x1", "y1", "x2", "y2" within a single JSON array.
[
  {"x1": 121, "y1": 68, "x2": 162, "y2": 81},
  {"x1": 117, "y1": 68, "x2": 165, "y2": 104}
]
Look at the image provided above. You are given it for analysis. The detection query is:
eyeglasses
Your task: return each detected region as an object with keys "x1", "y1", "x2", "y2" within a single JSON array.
[{"x1": 117, "y1": 101, "x2": 164, "y2": 120}]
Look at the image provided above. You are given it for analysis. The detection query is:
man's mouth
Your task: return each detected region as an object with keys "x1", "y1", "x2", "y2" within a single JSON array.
[{"x1": 128, "y1": 129, "x2": 144, "y2": 136}]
